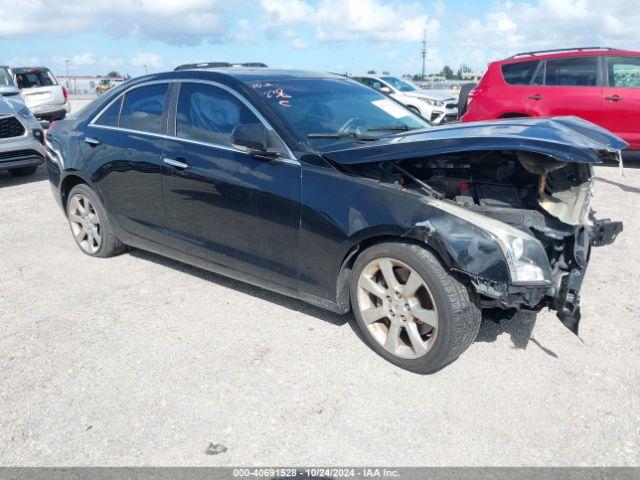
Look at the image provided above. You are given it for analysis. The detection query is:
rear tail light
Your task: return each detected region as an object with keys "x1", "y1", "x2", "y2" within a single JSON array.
[
  {"x1": 62, "y1": 86, "x2": 68, "y2": 101},
  {"x1": 467, "y1": 86, "x2": 486, "y2": 103}
]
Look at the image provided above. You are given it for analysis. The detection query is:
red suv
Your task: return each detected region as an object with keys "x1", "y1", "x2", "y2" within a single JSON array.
[{"x1": 462, "y1": 47, "x2": 640, "y2": 149}]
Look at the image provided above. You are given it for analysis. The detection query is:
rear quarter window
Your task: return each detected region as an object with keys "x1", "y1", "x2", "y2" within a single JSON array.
[{"x1": 501, "y1": 61, "x2": 540, "y2": 85}]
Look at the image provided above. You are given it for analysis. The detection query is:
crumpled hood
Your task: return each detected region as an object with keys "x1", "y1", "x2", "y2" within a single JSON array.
[
  {"x1": 320, "y1": 116, "x2": 628, "y2": 165},
  {"x1": 404, "y1": 89, "x2": 456, "y2": 102}
]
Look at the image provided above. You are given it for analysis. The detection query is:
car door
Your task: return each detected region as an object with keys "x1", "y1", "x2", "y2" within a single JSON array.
[
  {"x1": 85, "y1": 82, "x2": 170, "y2": 247},
  {"x1": 161, "y1": 81, "x2": 301, "y2": 290},
  {"x1": 601, "y1": 55, "x2": 640, "y2": 149},
  {"x1": 525, "y1": 56, "x2": 602, "y2": 125}
]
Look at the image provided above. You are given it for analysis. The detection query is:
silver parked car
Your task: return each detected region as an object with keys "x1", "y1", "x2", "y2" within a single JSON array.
[
  {"x1": 12, "y1": 67, "x2": 70, "y2": 122},
  {"x1": 0, "y1": 66, "x2": 22, "y2": 98},
  {"x1": 0, "y1": 95, "x2": 46, "y2": 177}
]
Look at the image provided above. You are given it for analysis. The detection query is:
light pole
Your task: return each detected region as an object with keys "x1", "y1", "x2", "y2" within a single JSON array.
[
  {"x1": 65, "y1": 60, "x2": 70, "y2": 93},
  {"x1": 144, "y1": 64, "x2": 148, "y2": 75}
]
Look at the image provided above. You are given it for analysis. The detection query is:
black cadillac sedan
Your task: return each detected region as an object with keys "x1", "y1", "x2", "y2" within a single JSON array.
[{"x1": 45, "y1": 68, "x2": 623, "y2": 373}]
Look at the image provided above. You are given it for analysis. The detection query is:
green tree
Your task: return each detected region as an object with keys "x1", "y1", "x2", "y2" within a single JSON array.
[
  {"x1": 440, "y1": 65, "x2": 454, "y2": 80},
  {"x1": 106, "y1": 71, "x2": 121, "y2": 78},
  {"x1": 367, "y1": 69, "x2": 377, "y2": 74}
]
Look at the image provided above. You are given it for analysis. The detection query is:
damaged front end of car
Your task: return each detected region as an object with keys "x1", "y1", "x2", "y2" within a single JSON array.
[{"x1": 322, "y1": 116, "x2": 625, "y2": 334}]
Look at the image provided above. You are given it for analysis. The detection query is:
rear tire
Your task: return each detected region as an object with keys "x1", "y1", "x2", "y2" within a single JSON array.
[
  {"x1": 9, "y1": 166, "x2": 38, "y2": 177},
  {"x1": 350, "y1": 242, "x2": 481, "y2": 374},
  {"x1": 66, "y1": 184, "x2": 126, "y2": 258}
]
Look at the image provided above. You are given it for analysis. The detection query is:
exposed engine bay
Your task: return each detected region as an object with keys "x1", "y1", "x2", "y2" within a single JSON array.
[{"x1": 342, "y1": 150, "x2": 623, "y2": 334}]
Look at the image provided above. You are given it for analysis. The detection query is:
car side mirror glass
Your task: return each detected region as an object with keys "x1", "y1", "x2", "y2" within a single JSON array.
[{"x1": 231, "y1": 123, "x2": 278, "y2": 158}]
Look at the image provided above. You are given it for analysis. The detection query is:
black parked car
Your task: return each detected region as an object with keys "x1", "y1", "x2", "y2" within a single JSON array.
[{"x1": 45, "y1": 68, "x2": 623, "y2": 373}]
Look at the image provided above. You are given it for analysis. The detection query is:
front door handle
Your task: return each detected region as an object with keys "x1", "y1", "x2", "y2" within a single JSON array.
[
  {"x1": 84, "y1": 136, "x2": 101, "y2": 146},
  {"x1": 163, "y1": 157, "x2": 189, "y2": 169},
  {"x1": 605, "y1": 94, "x2": 623, "y2": 102},
  {"x1": 528, "y1": 94, "x2": 543, "y2": 101}
]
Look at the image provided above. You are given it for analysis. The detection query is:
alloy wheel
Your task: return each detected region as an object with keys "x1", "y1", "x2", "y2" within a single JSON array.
[
  {"x1": 68, "y1": 193, "x2": 101, "y2": 254},
  {"x1": 356, "y1": 257, "x2": 438, "y2": 359}
]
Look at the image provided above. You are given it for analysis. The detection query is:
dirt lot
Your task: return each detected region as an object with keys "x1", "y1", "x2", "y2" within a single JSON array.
[{"x1": 0, "y1": 104, "x2": 639, "y2": 465}]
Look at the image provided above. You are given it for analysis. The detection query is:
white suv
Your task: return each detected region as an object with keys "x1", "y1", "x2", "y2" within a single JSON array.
[
  {"x1": 12, "y1": 67, "x2": 71, "y2": 122},
  {"x1": 352, "y1": 75, "x2": 457, "y2": 124}
]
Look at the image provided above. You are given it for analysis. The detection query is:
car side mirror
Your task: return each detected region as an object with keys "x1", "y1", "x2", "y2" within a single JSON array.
[
  {"x1": 0, "y1": 85, "x2": 21, "y2": 97},
  {"x1": 231, "y1": 123, "x2": 279, "y2": 158},
  {"x1": 379, "y1": 86, "x2": 392, "y2": 94}
]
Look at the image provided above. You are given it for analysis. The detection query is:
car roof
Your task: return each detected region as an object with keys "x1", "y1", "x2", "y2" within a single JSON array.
[
  {"x1": 496, "y1": 48, "x2": 640, "y2": 65},
  {"x1": 12, "y1": 66, "x2": 53, "y2": 73},
  {"x1": 159, "y1": 67, "x2": 343, "y2": 83}
]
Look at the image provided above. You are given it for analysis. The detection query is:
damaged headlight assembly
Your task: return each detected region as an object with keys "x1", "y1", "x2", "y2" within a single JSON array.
[{"x1": 430, "y1": 199, "x2": 552, "y2": 285}]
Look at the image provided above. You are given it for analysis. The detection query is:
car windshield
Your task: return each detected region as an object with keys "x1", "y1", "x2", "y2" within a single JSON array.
[
  {"x1": 15, "y1": 69, "x2": 57, "y2": 89},
  {"x1": 248, "y1": 77, "x2": 429, "y2": 148},
  {"x1": 0, "y1": 68, "x2": 15, "y2": 87},
  {"x1": 381, "y1": 76, "x2": 417, "y2": 92}
]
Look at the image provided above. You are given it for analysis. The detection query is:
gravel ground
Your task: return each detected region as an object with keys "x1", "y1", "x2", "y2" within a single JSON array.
[{"x1": 0, "y1": 105, "x2": 639, "y2": 465}]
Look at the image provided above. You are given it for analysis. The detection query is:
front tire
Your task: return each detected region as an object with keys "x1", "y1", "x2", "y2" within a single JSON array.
[
  {"x1": 66, "y1": 184, "x2": 126, "y2": 258},
  {"x1": 9, "y1": 166, "x2": 38, "y2": 177},
  {"x1": 350, "y1": 242, "x2": 481, "y2": 374}
]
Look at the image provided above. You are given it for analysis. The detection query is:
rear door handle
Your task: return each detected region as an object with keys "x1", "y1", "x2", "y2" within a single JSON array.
[
  {"x1": 528, "y1": 94, "x2": 543, "y2": 101},
  {"x1": 84, "y1": 137, "x2": 101, "y2": 146},
  {"x1": 163, "y1": 157, "x2": 189, "y2": 169},
  {"x1": 605, "y1": 94, "x2": 623, "y2": 102}
]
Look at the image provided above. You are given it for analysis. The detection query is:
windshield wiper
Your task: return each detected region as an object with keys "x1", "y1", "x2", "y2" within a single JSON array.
[
  {"x1": 367, "y1": 124, "x2": 414, "y2": 132},
  {"x1": 307, "y1": 132, "x2": 378, "y2": 141}
]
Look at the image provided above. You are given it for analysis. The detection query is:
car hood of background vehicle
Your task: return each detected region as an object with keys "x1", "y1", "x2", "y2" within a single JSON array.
[
  {"x1": 320, "y1": 116, "x2": 628, "y2": 165},
  {"x1": 403, "y1": 89, "x2": 456, "y2": 102}
]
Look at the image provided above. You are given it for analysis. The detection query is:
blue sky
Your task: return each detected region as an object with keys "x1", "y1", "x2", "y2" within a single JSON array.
[{"x1": 1, "y1": 0, "x2": 638, "y2": 78}]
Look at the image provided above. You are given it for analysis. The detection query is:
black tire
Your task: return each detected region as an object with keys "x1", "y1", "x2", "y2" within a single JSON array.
[
  {"x1": 66, "y1": 183, "x2": 126, "y2": 258},
  {"x1": 457, "y1": 82, "x2": 476, "y2": 118},
  {"x1": 350, "y1": 242, "x2": 481, "y2": 374},
  {"x1": 8, "y1": 165, "x2": 38, "y2": 177}
]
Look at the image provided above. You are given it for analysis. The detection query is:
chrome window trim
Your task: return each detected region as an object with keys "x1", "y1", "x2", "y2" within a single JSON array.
[{"x1": 88, "y1": 78, "x2": 299, "y2": 165}]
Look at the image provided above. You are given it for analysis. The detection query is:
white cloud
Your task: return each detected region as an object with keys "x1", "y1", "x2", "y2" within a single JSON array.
[
  {"x1": 291, "y1": 37, "x2": 308, "y2": 49},
  {"x1": 0, "y1": 0, "x2": 238, "y2": 45},
  {"x1": 260, "y1": 0, "x2": 439, "y2": 44},
  {"x1": 450, "y1": 0, "x2": 640, "y2": 67},
  {"x1": 232, "y1": 18, "x2": 256, "y2": 45},
  {"x1": 131, "y1": 52, "x2": 164, "y2": 69},
  {"x1": 7, "y1": 56, "x2": 42, "y2": 67}
]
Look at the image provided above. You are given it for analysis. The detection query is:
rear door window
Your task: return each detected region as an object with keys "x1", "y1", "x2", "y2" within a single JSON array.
[
  {"x1": 176, "y1": 83, "x2": 260, "y2": 147},
  {"x1": 544, "y1": 57, "x2": 598, "y2": 86},
  {"x1": 606, "y1": 56, "x2": 640, "y2": 88},
  {"x1": 119, "y1": 84, "x2": 169, "y2": 134},
  {"x1": 15, "y1": 69, "x2": 57, "y2": 89},
  {"x1": 502, "y1": 61, "x2": 540, "y2": 85}
]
